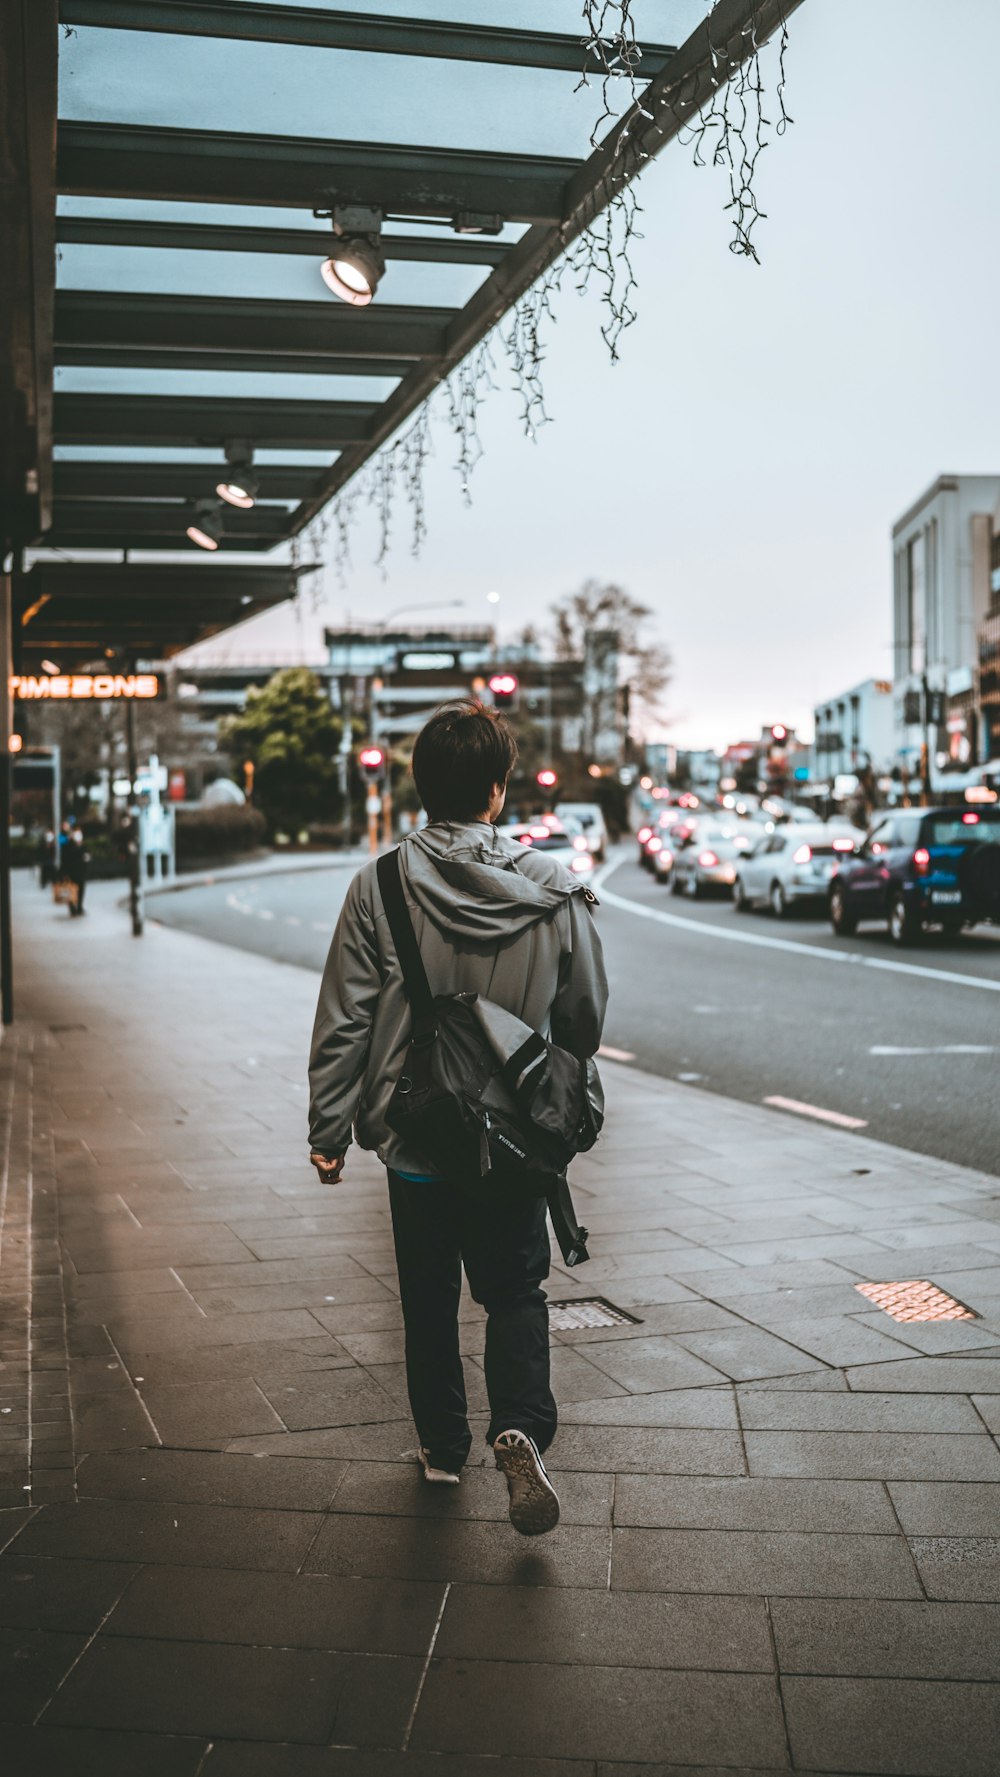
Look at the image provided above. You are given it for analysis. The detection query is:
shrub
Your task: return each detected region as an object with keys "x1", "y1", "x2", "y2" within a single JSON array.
[{"x1": 176, "y1": 804, "x2": 267, "y2": 865}]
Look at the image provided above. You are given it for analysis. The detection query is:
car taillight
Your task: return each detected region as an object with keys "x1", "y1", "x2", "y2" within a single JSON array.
[
  {"x1": 573, "y1": 835, "x2": 589, "y2": 850},
  {"x1": 792, "y1": 844, "x2": 812, "y2": 864},
  {"x1": 913, "y1": 847, "x2": 931, "y2": 875},
  {"x1": 962, "y1": 812, "x2": 980, "y2": 825},
  {"x1": 832, "y1": 838, "x2": 855, "y2": 852},
  {"x1": 659, "y1": 848, "x2": 674, "y2": 867},
  {"x1": 637, "y1": 827, "x2": 652, "y2": 844},
  {"x1": 648, "y1": 836, "x2": 662, "y2": 853},
  {"x1": 698, "y1": 850, "x2": 719, "y2": 868}
]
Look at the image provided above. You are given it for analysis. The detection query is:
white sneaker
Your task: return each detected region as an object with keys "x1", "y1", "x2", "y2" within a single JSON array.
[
  {"x1": 493, "y1": 1429, "x2": 560, "y2": 1536},
  {"x1": 417, "y1": 1447, "x2": 461, "y2": 1485}
]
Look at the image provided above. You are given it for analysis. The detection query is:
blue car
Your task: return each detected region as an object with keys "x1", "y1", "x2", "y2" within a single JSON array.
[{"x1": 828, "y1": 805, "x2": 1000, "y2": 945}]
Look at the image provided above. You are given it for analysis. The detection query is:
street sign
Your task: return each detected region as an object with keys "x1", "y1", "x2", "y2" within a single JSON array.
[{"x1": 11, "y1": 672, "x2": 159, "y2": 701}]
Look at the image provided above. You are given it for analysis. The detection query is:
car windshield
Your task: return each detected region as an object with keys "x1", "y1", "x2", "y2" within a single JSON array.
[{"x1": 924, "y1": 813, "x2": 1000, "y2": 847}]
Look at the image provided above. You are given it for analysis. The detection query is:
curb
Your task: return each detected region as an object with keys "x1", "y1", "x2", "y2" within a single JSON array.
[{"x1": 139, "y1": 850, "x2": 367, "y2": 901}]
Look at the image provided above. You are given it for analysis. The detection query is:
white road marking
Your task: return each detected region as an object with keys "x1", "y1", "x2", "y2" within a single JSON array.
[
  {"x1": 285, "y1": 915, "x2": 301, "y2": 926},
  {"x1": 257, "y1": 909, "x2": 275, "y2": 921},
  {"x1": 598, "y1": 1043, "x2": 636, "y2": 1062},
  {"x1": 592, "y1": 857, "x2": 1000, "y2": 996},
  {"x1": 764, "y1": 1095, "x2": 868, "y2": 1129},
  {"x1": 869, "y1": 1044, "x2": 995, "y2": 1056}
]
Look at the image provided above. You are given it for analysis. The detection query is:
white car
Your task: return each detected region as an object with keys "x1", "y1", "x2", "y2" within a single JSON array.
[
  {"x1": 555, "y1": 802, "x2": 608, "y2": 862},
  {"x1": 503, "y1": 820, "x2": 597, "y2": 884},
  {"x1": 733, "y1": 821, "x2": 859, "y2": 917}
]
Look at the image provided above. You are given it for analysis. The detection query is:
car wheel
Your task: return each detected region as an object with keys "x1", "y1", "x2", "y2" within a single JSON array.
[
  {"x1": 940, "y1": 915, "x2": 964, "y2": 940},
  {"x1": 733, "y1": 876, "x2": 750, "y2": 911},
  {"x1": 769, "y1": 881, "x2": 787, "y2": 919},
  {"x1": 829, "y1": 886, "x2": 857, "y2": 936},
  {"x1": 889, "y1": 891, "x2": 921, "y2": 947}
]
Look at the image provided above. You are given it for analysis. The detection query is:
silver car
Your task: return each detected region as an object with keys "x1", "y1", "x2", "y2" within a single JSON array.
[
  {"x1": 733, "y1": 821, "x2": 859, "y2": 917},
  {"x1": 670, "y1": 821, "x2": 758, "y2": 898}
]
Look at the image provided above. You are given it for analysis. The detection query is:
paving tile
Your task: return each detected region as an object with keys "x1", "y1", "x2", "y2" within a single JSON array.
[
  {"x1": 612, "y1": 1526, "x2": 922, "y2": 1598},
  {"x1": 435, "y1": 1580, "x2": 773, "y2": 1670},
  {"x1": 176, "y1": 1257, "x2": 386, "y2": 1292},
  {"x1": 108, "y1": 1309, "x2": 331, "y2": 1356},
  {"x1": 189, "y1": 1277, "x2": 396, "y2": 1316},
  {"x1": 746, "y1": 1430, "x2": 1000, "y2": 1481},
  {"x1": 106, "y1": 1567, "x2": 443, "y2": 1653},
  {"x1": 783, "y1": 1674, "x2": 1000, "y2": 1775},
  {"x1": 330, "y1": 1461, "x2": 612, "y2": 1526},
  {"x1": 71, "y1": 1390, "x2": 157, "y2": 1455},
  {"x1": 614, "y1": 1474, "x2": 897, "y2": 1533},
  {"x1": 0, "y1": 1556, "x2": 136, "y2": 1630},
  {"x1": 1, "y1": 1725, "x2": 206, "y2": 1776},
  {"x1": 257, "y1": 1369, "x2": 402, "y2": 1430},
  {"x1": 205, "y1": 1750, "x2": 588, "y2": 1777},
  {"x1": 77, "y1": 1450, "x2": 345, "y2": 1510},
  {"x1": 888, "y1": 1481, "x2": 1000, "y2": 1536},
  {"x1": 556, "y1": 1388, "x2": 739, "y2": 1429},
  {"x1": 674, "y1": 1326, "x2": 827, "y2": 1381},
  {"x1": 847, "y1": 1356, "x2": 1000, "y2": 1393},
  {"x1": 771, "y1": 1595, "x2": 1000, "y2": 1679},
  {"x1": 305, "y1": 1513, "x2": 611, "y2": 1588},
  {"x1": 851, "y1": 1311, "x2": 1000, "y2": 1356},
  {"x1": 972, "y1": 1393, "x2": 1000, "y2": 1432},
  {"x1": 753, "y1": 1317, "x2": 917, "y2": 1367},
  {"x1": 65, "y1": 1232, "x2": 255, "y2": 1275},
  {"x1": 140, "y1": 1380, "x2": 285, "y2": 1448},
  {"x1": 411, "y1": 1659, "x2": 787, "y2": 1765},
  {"x1": 13, "y1": 1499, "x2": 320, "y2": 1571},
  {"x1": 119, "y1": 1337, "x2": 353, "y2": 1386},
  {"x1": 0, "y1": 1625, "x2": 87, "y2": 1721},
  {"x1": 549, "y1": 1425, "x2": 745, "y2": 1474},
  {"x1": 909, "y1": 1537, "x2": 1000, "y2": 1601},
  {"x1": 737, "y1": 1389, "x2": 984, "y2": 1432},
  {"x1": 47, "y1": 1635, "x2": 421, "y2": 1744}
]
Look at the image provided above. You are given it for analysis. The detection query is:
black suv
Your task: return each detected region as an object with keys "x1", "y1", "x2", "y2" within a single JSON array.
[{"x1": 828, "y1": 806, "x2": 1000, "y2": 945}]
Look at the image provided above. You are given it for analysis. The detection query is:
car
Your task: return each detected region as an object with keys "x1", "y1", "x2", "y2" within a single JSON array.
[
  {"x1": 555, "y1": 802, "x2": 608, "y2": 862},
  {"x1": 828, "y1": 805, "x2": 1000, "y2": 945},
  {"x1": 637, "y1": 807, "x2": 689, "y2": 869},
  {"x1": 670, "y1": 820, "x2": 753, "y2": 898},
  {"x1": 503, "y1": 819, "x2": 597, "y2": 884},
  {"x1": 733, "y1": 821, "x2": 859, "y2": 917}
]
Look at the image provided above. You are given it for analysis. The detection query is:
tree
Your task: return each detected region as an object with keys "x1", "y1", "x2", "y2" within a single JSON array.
[
  {"x1": 549, "y1": 581, "x2": 672, "y2": 748},
  {"x1": 219, "y1": 668, "x2": 345, "y2": 836}
]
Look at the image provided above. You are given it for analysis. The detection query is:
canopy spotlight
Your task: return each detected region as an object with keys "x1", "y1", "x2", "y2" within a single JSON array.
[
  {"x1": 216, "y1": 439, "x2": 258, "y2": 509},
  {"x1": 320, "y1": 205, "x2": 385, "y2": 306},
  {"x1": 186, "y1": 499, "x2": 223, "y2": 551}
]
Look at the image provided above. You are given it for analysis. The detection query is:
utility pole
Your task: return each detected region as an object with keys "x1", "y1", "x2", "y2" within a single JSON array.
[
  {"x1": 0, "y1": 574, "x2": 14, "y2": 1023},
  {"x1": 921, "y1": 673, "x2": 932, "y2": 807},
  {"x1": 124, "y1": 692, "x2": 143, "y2": 937}
]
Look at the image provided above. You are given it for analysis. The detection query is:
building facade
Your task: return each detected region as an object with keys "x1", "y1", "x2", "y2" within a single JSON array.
[{"x1": 813, "y1": 678, "x2": 896, "y2": 780}]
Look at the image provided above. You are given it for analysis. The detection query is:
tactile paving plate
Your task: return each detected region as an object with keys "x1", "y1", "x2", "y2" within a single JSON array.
[
  {"x1": 548, "y1": 1297, "x2": 641, "y2": 1331},
  {"x1": 855, "y1": 1280, "x2": 976, "y2": 1322}
]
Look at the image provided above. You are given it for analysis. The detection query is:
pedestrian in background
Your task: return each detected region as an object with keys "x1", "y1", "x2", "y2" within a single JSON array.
[
  {"x1": 308, "y1": 703, "x2": 607, "y2": 1534},
  {"x1": 61, "y1": 826, "x2": 89, "y2": 917}
]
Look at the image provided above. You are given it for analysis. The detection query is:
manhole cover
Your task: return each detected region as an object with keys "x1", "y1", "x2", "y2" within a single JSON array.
[
  {"x1": 855, "y1": 1281, "x2": 976, "y2": 1323},
  {"x1": 549, "y1": 1297, "x2": 641, "y2": 1331}
]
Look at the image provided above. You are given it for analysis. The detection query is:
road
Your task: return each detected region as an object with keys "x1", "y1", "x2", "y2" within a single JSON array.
[{"x1": 153, "y1": 852, "x2": 1000, "y2": 1176}]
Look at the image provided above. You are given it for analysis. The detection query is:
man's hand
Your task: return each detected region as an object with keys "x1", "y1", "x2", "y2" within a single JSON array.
[{"x1": 310, "y1": 1151, "x2": 345, "y2": 1184}]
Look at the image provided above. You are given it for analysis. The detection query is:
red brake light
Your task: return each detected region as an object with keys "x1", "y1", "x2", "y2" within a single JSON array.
[
  {"x1": 648, "y1": 836, "x2": 662, "y2": 853},
  {"x1": 913, "y1": 847, "x2": 931, "y2": 875},
  {"x1": 529, "y1": 826, "x2": 550, "y2": 840},
  {"x1": 832, "y1": 837, "x2": 855, "y2": 852},
  {"x1": 962, "y1": 812, "x2": 980, "y2": 825},
  {"x1": 792, "y1": 844, "x2": 812, "y2": 864},
  {"x1": 637, "y1": 827, "x2": 652, "y2": 844},
  {"x1": 698, "y1": 849, "x2": 719, "y2": 868}
]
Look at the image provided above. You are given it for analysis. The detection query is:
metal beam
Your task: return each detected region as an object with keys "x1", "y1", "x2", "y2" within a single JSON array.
[
  {"x1": 39, "y1": 531, "x2": 282, "y2": 553},
  {"x1": 290, "y1": 0, "x2": 807, "y2": 533},
  {"x1": 57, "y1": 122, "x2": 579, "y2": 223},
  {"x1": 55, "y1": 216, "x2": 513, "y2": 266},
  {"x1": 55, "y1": 346, "x2": 411, "y2": 378},
  {"x1": 54, "y1": 290, "x2": 453, "y2": 361},
  {"x1": 50, "y1": 500, "x2": 291, "y2": 536},
  {"x1": 54, "y1": 392, "x2": 378, "y2": 447},
  {"x1": 58, "y1": 2, "x2": 675, "y2": 76},
  {"x1": 54, "y1": 461, "x2": 322, "y2": 500}
]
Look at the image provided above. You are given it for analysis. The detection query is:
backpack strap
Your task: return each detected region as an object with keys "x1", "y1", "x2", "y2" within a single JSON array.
[
  {"x1": 547, "y1": 1174, "x2": 590, "y2": 1268},
  {"x1": 376, "y1": 848, "x2": 435, "y2": 1031}
]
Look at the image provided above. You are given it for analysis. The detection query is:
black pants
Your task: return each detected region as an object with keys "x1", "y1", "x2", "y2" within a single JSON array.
[{"x1": 387, "y1": 1170, "x2": 557, "y2": 1474}]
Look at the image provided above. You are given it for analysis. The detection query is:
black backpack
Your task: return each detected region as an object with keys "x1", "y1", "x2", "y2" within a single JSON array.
[{"x1": 376, "y1": 848, "x2": 601, "y2": 1266}]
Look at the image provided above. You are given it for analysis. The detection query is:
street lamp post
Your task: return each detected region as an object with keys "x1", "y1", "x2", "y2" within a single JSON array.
[{"x1": 368, "y1": 599, "x2": 464, "y2": 842}]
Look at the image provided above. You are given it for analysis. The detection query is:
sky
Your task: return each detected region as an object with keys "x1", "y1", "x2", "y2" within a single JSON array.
[{"x1": 55, "y1": 2, "x2": 1000, "y2": 752}]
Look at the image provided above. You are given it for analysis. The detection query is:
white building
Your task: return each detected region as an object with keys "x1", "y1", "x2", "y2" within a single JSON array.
[
  {"x1": 813, "y1": 678, "x2": 896, "y2": 779},
  {"x1": 892, "y1": 474, "x2": 1000, "y2": 780}
]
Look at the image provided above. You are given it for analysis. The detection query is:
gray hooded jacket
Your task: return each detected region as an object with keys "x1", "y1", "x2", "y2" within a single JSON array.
[{"x1": 308, "y1": 820, "x2": 609, "y2": 1173}]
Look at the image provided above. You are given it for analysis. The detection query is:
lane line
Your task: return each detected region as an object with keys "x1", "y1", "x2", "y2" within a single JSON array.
[
  {"x1": 592, "y1": 857, "x2": 1000, "y2": 995},
  {"x1": 869, "y1": 1044, "x2": 995, "y2": 1056},
  {"x1": 764, "y1": 1095, "x2": 868, "y2": 1130}
]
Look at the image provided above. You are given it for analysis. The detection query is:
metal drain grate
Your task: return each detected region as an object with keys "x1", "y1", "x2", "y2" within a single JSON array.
[
  {"x1": 548, "y1": 1297, "x2": 641, "y2": 1331},
  {"x1": 855, "y1": 1280, "x2": 976, "y2": 1323}
]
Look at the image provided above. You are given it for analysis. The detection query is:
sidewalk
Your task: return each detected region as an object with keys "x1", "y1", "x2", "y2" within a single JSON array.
[{"x1": 3, "y1": 875, "x2": 1000, "y2": 1776}]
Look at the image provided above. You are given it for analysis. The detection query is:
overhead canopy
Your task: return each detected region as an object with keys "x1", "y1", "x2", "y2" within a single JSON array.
[{"x1": 0, "y1": 0, "x2": 801, "y2": 570}]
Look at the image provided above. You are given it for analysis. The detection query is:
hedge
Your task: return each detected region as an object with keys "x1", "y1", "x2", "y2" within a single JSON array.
[{"x1": 176, "y1": 804, "x2": 268, "y2": 864}]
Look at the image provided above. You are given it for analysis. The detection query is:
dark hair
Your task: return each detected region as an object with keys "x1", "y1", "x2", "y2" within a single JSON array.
[{"x1": 411, "y1": 702, "x2": 518, "y2": 822}]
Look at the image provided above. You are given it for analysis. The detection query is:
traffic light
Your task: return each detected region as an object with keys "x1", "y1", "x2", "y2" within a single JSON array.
[
  {"x1": 488, "y1": 672, "x2": 518, "y2": 711},
  {"x1": 358, "y1": 744, "x2": 385, "y2": 782},
  {"x1": 769, "y1": 724, "x2": 788, "y2": 746}
]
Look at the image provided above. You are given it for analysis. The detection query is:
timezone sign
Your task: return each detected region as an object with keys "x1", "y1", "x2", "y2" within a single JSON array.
[{"x1": 11, "y1": 673, "x2": 160, "y2": 701}]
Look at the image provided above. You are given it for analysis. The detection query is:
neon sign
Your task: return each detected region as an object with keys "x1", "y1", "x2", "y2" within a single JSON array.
[{"x1": 11, "y1": 674, "x2": 160, "y2": 701}]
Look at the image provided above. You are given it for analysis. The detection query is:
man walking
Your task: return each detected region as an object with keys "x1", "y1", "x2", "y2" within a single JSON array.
[{"x1": 308, "y1": 702, "x2": 607, "y2": 1534}]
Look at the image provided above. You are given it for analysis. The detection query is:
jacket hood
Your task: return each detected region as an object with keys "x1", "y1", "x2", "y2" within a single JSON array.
[{"x1": 400, "y1": 820, "x2": 576, "y2": 942}]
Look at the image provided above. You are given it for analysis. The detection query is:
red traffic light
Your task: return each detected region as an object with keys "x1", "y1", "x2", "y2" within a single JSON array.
[
  {"x1": 489, "y1": 673, "x2": 517, "y2": 697},
  {"x1": 770, "y1": 724, "x2": 788, "y2": 743},
  {"x1": 359, "y1": 746, "x2": 384, "y2": 770},
  {"x1": 536, "y1": 769, "x2": 558, "y2": 789}
]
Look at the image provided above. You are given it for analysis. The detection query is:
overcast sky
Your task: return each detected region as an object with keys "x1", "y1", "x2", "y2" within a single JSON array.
[{"x1": 172, "y1": 1, "x2": 1000, "y2": 749}]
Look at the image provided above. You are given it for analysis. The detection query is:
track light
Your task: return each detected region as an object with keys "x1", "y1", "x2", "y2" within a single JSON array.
[
  {"x1": 216, "y1": 439, "x2": 258, "y2": 509},
  {"x1": 187, "y1": 500, "x2": 223, "y2": 551},
  {"x1": 320, "y1": 205, "x2": 385, "y2": 306}
]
